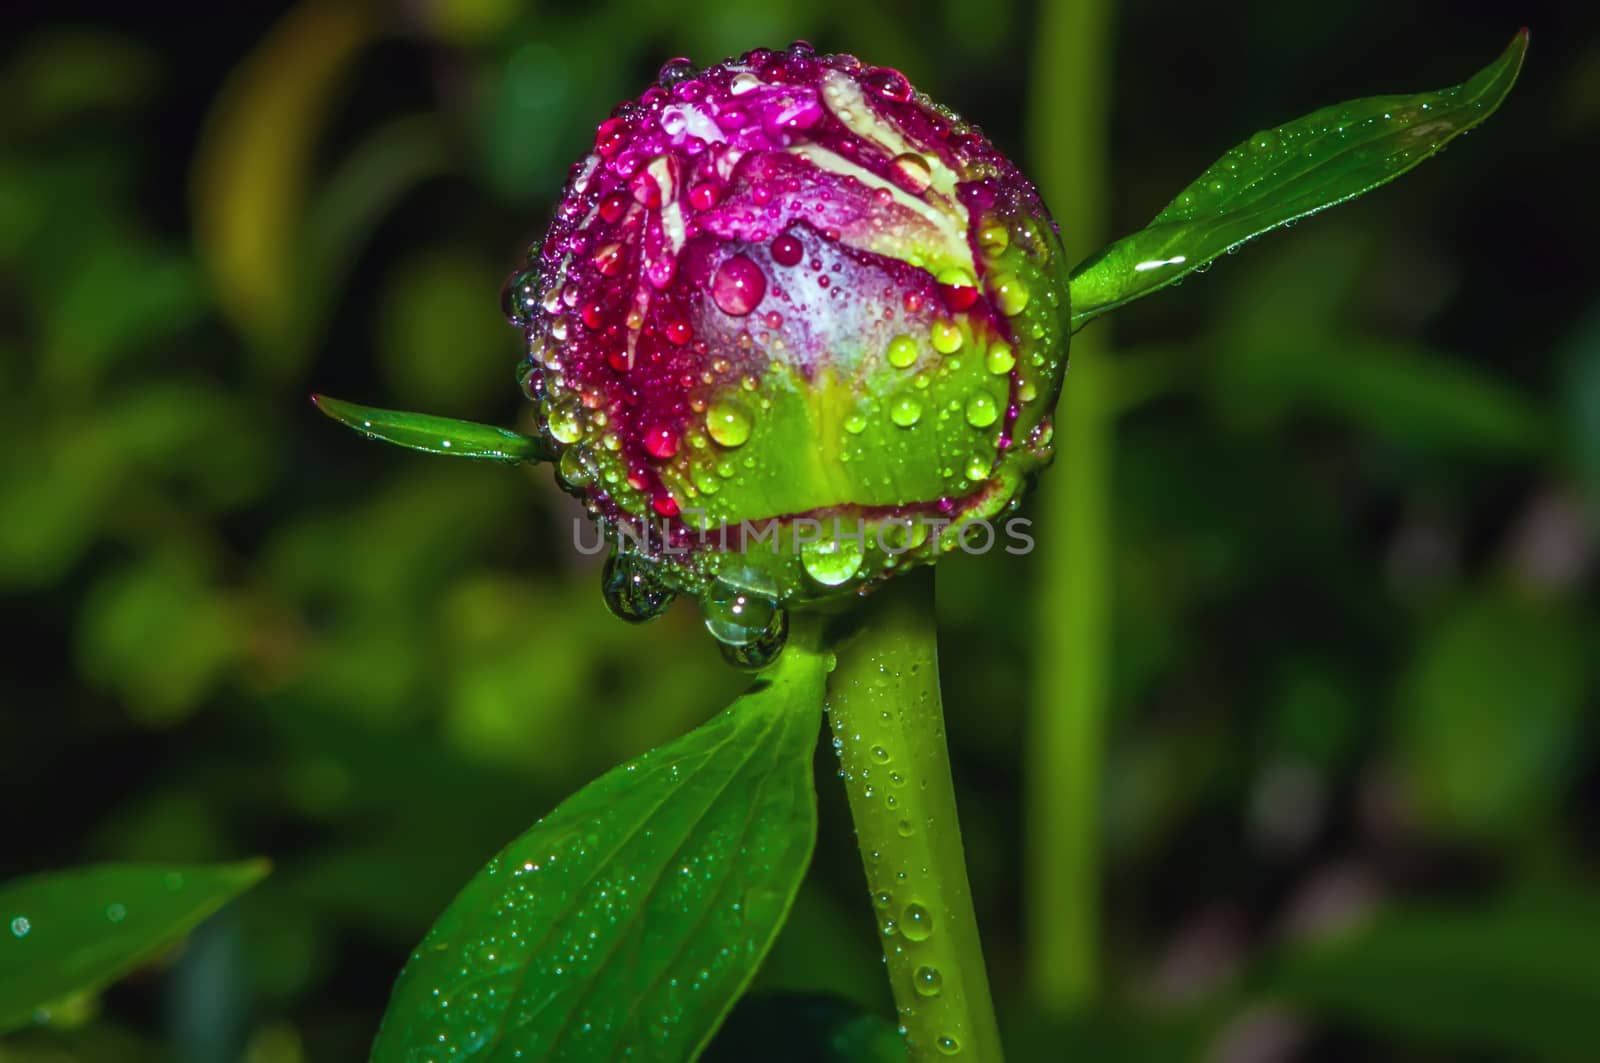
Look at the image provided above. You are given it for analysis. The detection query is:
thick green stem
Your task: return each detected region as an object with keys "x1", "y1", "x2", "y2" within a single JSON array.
[
  {"x1": 824, "y1": 569, "x2": 1003, "y2": 1062},
  {"x1": 1025, "y1": 0, "x2": 1117, "y2": 1014}
]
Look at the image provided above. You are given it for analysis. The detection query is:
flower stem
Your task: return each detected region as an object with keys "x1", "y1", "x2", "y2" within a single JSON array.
[
  {"x1": 1025, "y1": 0, "x2": 1118, "y2": 1013},
  {"x1": 824, "y1": 568, "x2": 1003, "y2": 1062}
]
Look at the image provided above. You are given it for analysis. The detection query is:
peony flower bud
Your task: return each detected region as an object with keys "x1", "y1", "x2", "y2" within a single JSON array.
[{"x1": 503, "y1": 42, "x2": 1070, "y2": 664}]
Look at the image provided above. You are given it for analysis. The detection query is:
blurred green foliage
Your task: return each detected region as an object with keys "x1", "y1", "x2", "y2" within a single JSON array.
[{"x1": 1, "y1": 0, "x2": 1597, "y2": 1060}]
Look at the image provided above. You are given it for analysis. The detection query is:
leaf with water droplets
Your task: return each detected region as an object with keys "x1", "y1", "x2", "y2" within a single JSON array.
[
  {"x1": 0, "y1": 860, "x2": 269, "y2": 1033},
  {"x1": 1068, "y1": 31, "x2": 1528, "y2": 330},
  {"x1": 312, "y1": 394, "x2": 551, "y2": 463},
  {"x1": 370, "y1": 645, "x2": 828, "y2": 1061}
]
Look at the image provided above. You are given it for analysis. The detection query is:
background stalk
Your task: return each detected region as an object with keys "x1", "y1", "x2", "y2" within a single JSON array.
[
  {"x1": 1024, "y1": 0, "x2": 1118, "y2": 1015},
  {"x1": 825, "y1": 568, "x2": 1004, "y2": 1061}
]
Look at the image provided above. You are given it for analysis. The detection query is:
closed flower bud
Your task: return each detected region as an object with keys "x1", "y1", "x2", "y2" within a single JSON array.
[{"x1": 504, "y1": 43, "x2": 1070, "y2": 664}]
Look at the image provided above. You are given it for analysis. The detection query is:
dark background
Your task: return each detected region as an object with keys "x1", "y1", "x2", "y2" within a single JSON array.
[{"x1": 2, "y1": 0, "x2": 1598, "y2": 1059}]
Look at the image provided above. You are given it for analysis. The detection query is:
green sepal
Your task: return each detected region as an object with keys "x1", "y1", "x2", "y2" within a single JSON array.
[
  {"x1": 1068, "y1": 31, "x2": 1527, "y2": 331},
  {"x1": 311, "y1": 393, "x2": 551, "y2": 463}
]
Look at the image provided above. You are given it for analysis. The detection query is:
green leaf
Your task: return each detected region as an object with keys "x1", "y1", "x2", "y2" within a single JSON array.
[
  {"x1": 0, "y1": 860, "x2": 269, "y2": 1032},
  {"x1": 1394, "y1": 591, "x2": 1586, "y2": 840},
  {"x1": 1068, "y1": 31, "x2": 1527, "y2": 330},
  {"x1": 1214, "y1": 335, "x2": 1552, "y2": 456},
  {"x1": 1266, "y1": 900, "x2": 1600, "y2": 1056},
  {"x1": 311, "y1": 394, "x2": 550, "y2": 464},
  {"x1": 371, "y1": 645, "x2": 829, "y2": 1061}
]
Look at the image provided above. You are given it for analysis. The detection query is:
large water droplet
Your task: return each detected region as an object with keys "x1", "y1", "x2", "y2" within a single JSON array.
[
  {"x1": 770, "y1": 231, "x2": 804, "y2": 267},
  {"x1": 547, "y1": 400, "x2": 584, "y2": 444},
  {"x1": 930, "y1": 320, "x2": 963, "y2": 354},
  {"x1": 913, "y1": 965, "x2": 943, "y2": 997},
  {"x1": 717, "y1": 606, "x2": 787, "y2": 670},
  {"x1": 937, "y1": 1035, "x2": 961, "y2": 1055},
  {"x1": 602, "y1": 552, "x2": 675, "y2": 623},
  {"x1": 886, "y1": 334, "x2": 919, "y2": 369},
  {"x1": 978, "y1": 223, "x2": 1010, "y2": 254},
  {"x1": 658, "y1": 57, "x2": 695, "y2": 86},
  {"x1": 558, "y1": 447, "x2": 595, "y2": 487},
  {"x1": 864, "y1": 67, "x2": 912, "y2": 103},
  {"x1": 901, "y1": 903, "x2": 933, "y2": 942},
  {"x1": 985, "y1": 343, "x2": 1015, "y2": 375},
  {"x1": 712, "y1": 255, "x2": 766, "y2": 316},
  {"x1": 591, "y1": 242, "x2": 625, "y2": 276},
  {"x1": 10, "y1": 916, "x2": 30, "y2": 938},
  {"x1": 964, "y1": 392, "x2": 998, "y2": 428},
  {"x1": 890, "y1": 394, "x2": 923, "y2": 427},
  {"x1": 643, "y1": 424, "x2": 679, "y2": 459},
  {"x1": 501, "y1": 267, "x2": 540, "y2": 327},
  {"x1": 703, "y1": 579, "x2": 780, "y2": 647},
  {"x1": 706, "y1": 398, "x2": 753, "y2": 447},
  {"x1": 801, "y1": 526, "x2": 865, "y2": 586},
  {"x1": 890, "y1": 152, "x2": 933, "y2": 194},
  {"x1": 990, "y1": 271, "x2": 1030, "y2": 316}
]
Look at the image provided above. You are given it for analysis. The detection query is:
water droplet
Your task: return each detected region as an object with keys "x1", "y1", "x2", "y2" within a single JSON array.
[
  {"x1": 558, "y1": 447, "x2": 596, "y2": 487},
  {"x1": 890, "y1": 394, "x2": 923, "y2": 427},
  {"x1": 718, "y1": 605, "x2": 788, "y2": 670},
  {"x1": 873, "y1": 890, "x2": 893, "y2": 909},
  {"x1": 105, "y1": 903, "x2": 126, "y2": 924},
  {"x1": 688, "y1": 182, "x2": 721, "y2": 210},
  {"x1": 913, "y1": 965, "x2": 943, "y2": 997},
  {"x1": 730, "y1": 71, "x2": 761, "y2": 95},
  {"x1": 901, "y1": 903, "x2": 933, "y2": 942},
  {"x1": 602, "y1": 552, "x2": 675, "y2": 623},
  {"x1": 703, "y1": 579, "x2": 781, "y2": 647},
  {"x1": 985, "y1": 343, "x2": 1015, "y2": 374},
  {"x1": 706, "y1": 398, "x2": 753, "y2": 447},
  {"x1": 870, "y1": 745, "x2": 891, "y2": 763},
  {"x1": 864, "y1": 67, "x2": 912, "y2": 103},
  {"x1": 801, "y1": 526, "x2": 866, "y2": 586},
  {"x1": 890, "y1": 152, "x2": 933, "y2": 194},
  {"x1": 501, "y1": 267, "x2": 540, "y2": 327},
  {"x1": 598, "y1": 191, "x2": 628, "y2": 222},
  {"x1": 658, "y1": 57, "x2": 695, "y2": 86},
  {"x1": 897, "y1": 818, "x2": 915, "y2": 837},
  {"x1": 691, "y1": 463, "x2": 720, "y2": 495},
  {"x1": 930, "y1": 320, "x2": 963, "y2": 354},
  {"x1": 643, "y1": 424, "x2": 679, "y2": 459},
  {"x1": 978, "y1": 223, "x2": 1010, "y2": 254},
  {"x1": 591, "y1": 242, "x2": 625, "y2": 276},
  {"x1": 937, "y1": 1034, "x2": 961, "y2": 1055},
  {"x1": 990, "y1": 272, "x2": 1030, "y2": 316},
  {"x1": 10, "y1": 916, "x2": 30, "y2": 938},
  {"x1": 844, "y1": 411, "x2": 868, "y2": 434},
  {"x1": 770, "y1": 232, "x2": 804, "y2": 267},
  {"x1": 711, "y1": 255, "x2": 766, "y2": 316},
  {"x1": 964, "y1": 392, "x2": 999, "y2": 428},
  {"x1": 547, "y1": 401, "x2": 584, "y2": 444},
  {"x1": 965, "y1": 454, "x2": 991, "y2": 481},
  {"x1": 664, "y1": 318, "x2": 693, "y2": 345},
  {"x1": 887, "y1": 334, "x2": 919, "y2": 369}
]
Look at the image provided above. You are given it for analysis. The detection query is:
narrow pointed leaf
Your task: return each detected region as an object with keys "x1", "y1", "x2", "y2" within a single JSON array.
[
  {"x1": 0, "y1": 860, "x2": 269, "y2": 1032},
  {"x1": 312, "y1": 394, "x2": 550, "y2": 463},
  {"x1": 371, "y1": 646, "x2": 829, "y2": 1061},
  {"x1": 1068, "y1": 31, "x2": 1527, "y2": 330}
]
